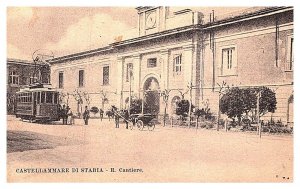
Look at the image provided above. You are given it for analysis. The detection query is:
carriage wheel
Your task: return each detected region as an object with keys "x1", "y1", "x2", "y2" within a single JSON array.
[
  {"x1": 137, "y1": 120, "x2": 144, "y2": 131},
  {"x1": 148, "y1": 122, "x2": 155, "y2": 131}
]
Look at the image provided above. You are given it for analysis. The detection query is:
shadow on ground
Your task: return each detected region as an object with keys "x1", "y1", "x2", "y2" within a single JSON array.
[{"x1": 7, "y1": 130, "x2": 84, "y2": 153}]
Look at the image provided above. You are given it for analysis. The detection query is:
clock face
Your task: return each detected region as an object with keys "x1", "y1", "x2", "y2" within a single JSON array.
[{"x1": 146, "y1": 12, "x2": 156, "y2": 29}]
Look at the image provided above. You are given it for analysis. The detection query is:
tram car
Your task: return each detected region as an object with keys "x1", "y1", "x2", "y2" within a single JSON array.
[{"x1": 15, "y1": 83, "x2": 60, "y2": 122}]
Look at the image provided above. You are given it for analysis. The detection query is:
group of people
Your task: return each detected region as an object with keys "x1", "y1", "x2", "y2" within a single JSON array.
[
  {"x1": 59, "y1": 104, "x2": 130, "y2": 128},
  {"x1": 59, "y1": 104, "x2": 75, "y2": 125}
]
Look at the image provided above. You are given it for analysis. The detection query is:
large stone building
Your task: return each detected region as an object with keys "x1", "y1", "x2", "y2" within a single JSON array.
[
  {"x1": 7, "y1": 58, "x2": 51, "y2": 114},
  {"x1": 49, "y1": 7, "x2": 293, "y2": 125}
]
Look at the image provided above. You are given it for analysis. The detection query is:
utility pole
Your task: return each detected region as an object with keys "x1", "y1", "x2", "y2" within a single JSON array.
[
  {"x1": 188, "y1": 82, "x2": 193, "y2": 128},
  {"x1": 160, "y1": 89, "x2": 171, "y2": 127},
  {"x1": 217, "y1": 81, "x2": 228, "y2": 131},
  {"x1": 257, "y1": 90, "x2": 262, "y2": 138},
  {"x1": 128, "y1": 67, "x2": 133, "y2": 116}
]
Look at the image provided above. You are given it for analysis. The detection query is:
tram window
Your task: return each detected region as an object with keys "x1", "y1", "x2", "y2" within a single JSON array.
[
  {"x1": 54, "y1": 93, "x2": 58, "y2": 104},
  {"x1": 37, "y1": 92, "x2": 40, "y2": 104},
  {"x1": 41, "y1": 92, "x2": 45, "y2": 103},
  {"x1": 29, "y1": 94, "x2": 32, "y2": 102},
  {"x1": 46, "y1": 92, "x2": 53, "y2": 103}
]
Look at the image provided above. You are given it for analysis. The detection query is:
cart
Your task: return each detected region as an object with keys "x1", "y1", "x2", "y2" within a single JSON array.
[{"x1": 129, "y1": 114, "x2": 156, "y2": 131}]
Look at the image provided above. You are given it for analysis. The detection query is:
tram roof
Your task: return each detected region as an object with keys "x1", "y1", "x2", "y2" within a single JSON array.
[{"x1": 17, "y1": 83, "x2": 58, "y2": 93}]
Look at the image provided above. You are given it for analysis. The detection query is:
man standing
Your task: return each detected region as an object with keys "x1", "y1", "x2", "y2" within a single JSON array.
[
  {"x1": 112, "y1": 107, "x2": 119, "y2": 128},
  {"x1": 99, "y1": 108, "x2": 104, "y2": 121},
  {"x1": 61, "y1": 105, "x2": 67, "y2": 125},
  {"x1": 65, "y1": 106, "x2": 70, "y2": 125},
  {"x1": 124, "y1": 110, "x2": 129, "y2": 129},
  {"x1": 67, "y1": 107, "x2": 74, "y2": 125},
  {"x1": 83, "y1": 106, "x2": 90, "y2": 125}
]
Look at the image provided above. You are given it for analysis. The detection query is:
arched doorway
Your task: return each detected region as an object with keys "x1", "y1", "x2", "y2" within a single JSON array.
[
  {"x1": 143, "y1": 77, "x2": 160, "y2": 114},
  {"x1": 171, "y1": 96, "x2": 181, "y2": 114}
]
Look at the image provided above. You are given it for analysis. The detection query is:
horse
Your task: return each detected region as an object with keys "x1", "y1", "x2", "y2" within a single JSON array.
[{"x1": 105, "y1": 110, "x2": 114, "y2": 121}]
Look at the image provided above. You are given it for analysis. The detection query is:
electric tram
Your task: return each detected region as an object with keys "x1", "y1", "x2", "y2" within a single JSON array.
[{"x1": 15, "y1": 83, "x2": 60, "y2": 122}]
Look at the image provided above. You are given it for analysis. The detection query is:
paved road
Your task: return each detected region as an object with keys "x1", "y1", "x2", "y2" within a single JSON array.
[{"x1": 7, "y1": 116, "x2": 293, "y2": 182}]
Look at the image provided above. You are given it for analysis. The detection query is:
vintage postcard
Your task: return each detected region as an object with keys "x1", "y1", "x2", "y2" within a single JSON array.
[{"x1": 6, "y1": 6, "x2": 293, "y2": 182}]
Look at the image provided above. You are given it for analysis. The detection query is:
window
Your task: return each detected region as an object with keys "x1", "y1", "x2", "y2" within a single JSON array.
[
  {"x1": 286, "y1": 36, "x2": 294, "y2": 71},
  {"x1": 221, "y1": 47, "x2": 236, "y2": 76},
  {"x1": 37, "y1": 92, "x2": 40, "y2": 104},
  {"x1": 79, "y1": 70, "x2": 84, "y2": 87},
  {"x1": 41, "y1": 92, "x2": 45, "y2": 103},
  {"x1": 28, "y1": 93, "x2": 32, "y2": 102},
  {"x1": 29, "y1": 76, "x2": 37, "y2": 84},
  {"x1": 103, "y1": 66, "x2": 109, "y2": 85},
  {"x1": 173, "y1": 54, "x2": 182, "y2": 74},
  {"x1": 126, "y1": 63, "x2": 133, "y2": 82},
  {"x1": 147, "y1": 58, "x2": 157, "y2": 68},
  {"x1": 30, "y1": 70, "x2": 41, "y2": 84},
  {"x1": 46, "y1": 92, "x2": 53, "y2": 103},
  {"x1": 58, "y1": 72, "x2": 64, "y2": 88},
  {"x1": 54, "y1": 93, "x2": 58, "y2": 104},
  {"x1": 9, "y1": 70, "x2": 19, "y2": 85}
]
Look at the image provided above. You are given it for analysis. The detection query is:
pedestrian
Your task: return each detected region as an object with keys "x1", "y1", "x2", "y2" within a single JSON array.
[
  {"x1": 112, "y1": 106, "x2": 119, "y2": 128},
  {"x1": 67, "y1": 107, "x2": 74, "y2": 125},
  {"x1": 99, "y1": 108, "x2": 104, "y2": 121},
  {"x1": 64, "y1": 106, "x2": 70, "y2": 125},
  {"x1": 58, "y1": 104, "x2": 63, "y2": 123},
  {"x1": 83, "y1": 106, "x2": 90, "y2": 125},
  {"x1": 61, "y1": 105, "x2": 67, "y2": 125},
  {"x1": 124, "y1": 110, "x2": 129, "y2": 129}
]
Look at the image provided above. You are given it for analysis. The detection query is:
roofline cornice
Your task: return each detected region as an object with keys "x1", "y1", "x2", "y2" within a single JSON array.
[{"x1": 48, "y1": 6, "x2": 293, "y2": 64}]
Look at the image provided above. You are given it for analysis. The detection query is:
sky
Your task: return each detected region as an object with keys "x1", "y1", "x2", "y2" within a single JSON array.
[{"x1": 7, "y1": 7, "x2": 249, "y2": 60}]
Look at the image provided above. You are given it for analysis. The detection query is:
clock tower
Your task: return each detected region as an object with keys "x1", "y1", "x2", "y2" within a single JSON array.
[{"x1": 136, "y1": 6, "x2": 169, "y2": 36}]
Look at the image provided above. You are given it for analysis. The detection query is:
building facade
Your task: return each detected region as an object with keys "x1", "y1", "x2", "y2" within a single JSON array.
[
  {"x1": 49, "y1": 7, "x2": 293, "y2": 125},
  {"x1": 7, "y1": 58, "x2": 50, "y2": 114}
]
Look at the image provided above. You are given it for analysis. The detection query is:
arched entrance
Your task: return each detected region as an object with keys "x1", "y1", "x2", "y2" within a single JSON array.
[
  {"x1": 143, "y1": 77, "x2": 160, "y2": 114},
  {"x1": 171, "y1": 96, "x2": 181, "y2": 114}
]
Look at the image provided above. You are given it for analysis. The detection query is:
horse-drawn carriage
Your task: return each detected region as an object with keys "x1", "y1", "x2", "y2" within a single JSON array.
[{"x1": 129, "y1": 114, "x2": 157, "y2": 131}]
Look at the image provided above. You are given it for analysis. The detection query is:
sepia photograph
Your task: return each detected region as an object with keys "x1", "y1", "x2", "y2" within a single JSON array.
[{"x1": 5, "y1": 3, "x2": 294, "y2": 183}]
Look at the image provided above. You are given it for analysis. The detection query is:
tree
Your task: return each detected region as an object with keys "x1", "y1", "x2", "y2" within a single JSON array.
[
  {"x1": 220, "y1": 87, "x2": 277, "y2": 125},
  {"x1": 73, "y1": 89, "x2": 84, "y2": 118},
  {"x1": 176, "y1": 99, "x2": 195, "y2": 119},
  {"x1": 256, "y1": 86, "x2": 277, "y2": 116},
  {"x1": 129, "y1": 98, "x2": 143, "y2": 114},
  {"x1": 194, "y1": 100, "x2": 215, "y2": 128},
  {"x1": 100, "y1": 91, "x2": 109, "y2": 110},
  {"x1": 83, "y1": 92, "x2": 91, "y2": 108}
]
